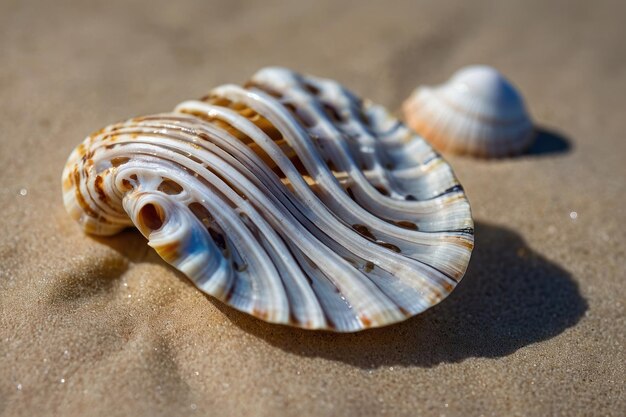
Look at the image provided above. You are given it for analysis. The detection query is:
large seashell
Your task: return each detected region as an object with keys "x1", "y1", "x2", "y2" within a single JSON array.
[
  {"x1": 403, "y1": 65, "x2": 535, "y2": 158},
  {"x1": 62, "y1": 67, "x2": 474, "y2": 332}
]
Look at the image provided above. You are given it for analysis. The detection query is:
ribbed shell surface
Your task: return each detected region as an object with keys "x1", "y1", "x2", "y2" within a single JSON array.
[
  {"x1": 62, "y1": 67, "x2": 474, "y2": 332},
  {"x1": 403, "y1": 66, "x2": 535, "y2": 158}
]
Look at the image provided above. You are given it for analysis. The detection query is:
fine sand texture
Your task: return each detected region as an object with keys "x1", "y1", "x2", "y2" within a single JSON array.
[{"x1": 1, "y1": 0, "x2": 624, "y2": 416}]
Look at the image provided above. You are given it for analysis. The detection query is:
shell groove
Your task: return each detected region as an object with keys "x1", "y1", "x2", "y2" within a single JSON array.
[
  {"x1": 62, "y1": 67, "x2": 474, "y2": 332},
  {"x1": 403, "y1": 65, "x2": 535, "y2": 158}
]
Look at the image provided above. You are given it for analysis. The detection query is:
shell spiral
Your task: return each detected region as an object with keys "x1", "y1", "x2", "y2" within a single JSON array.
[{"x1": 62, "y1": 67, "x2": 474, "y2": 332}]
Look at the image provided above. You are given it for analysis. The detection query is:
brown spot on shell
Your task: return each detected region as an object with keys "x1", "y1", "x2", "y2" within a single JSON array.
[
  {"x1": 399, "y1": 307, "x2": 411, "y2": 317},
  {"x1": 111, "y1": 157, "x2": 130, "y2": 167},
  {"x1": 63, "y1": 173, "x2": 73, "y2": 191},
  {"x1": 443, "y1": 235, "x2": 474, "y2": 251},
  {"x1": 427, "y1": 289, "x2": 443, "y2": 304},
  {"x1": 352, "y1": 224, "x2": 376, "y2": 241},
  {"x1": 121, "y1": 179, "x2": 133, "y2": 191},
  {"x1": 359, "y1": 315, "x2": 372, "y2": 328},
  {"x1": 252, "y1": 308, "x2": 269, "y2": 321},
  {"x1": 92, "y1": 127, "x2": 107, "y2": 137},
  {"x1": 155, "y1": 241, "x2": 180, "y2": 263},
  {"x1": 394, "y1": 220, "x2": 419, "y2": 231},
  {"x1": 94, "y1": 175, "x2": 107, "y2": 202},
  {"x1": 72, "y1": 167, "x2": 99, "y2": 218},
  {"x1": 377, "y1": 241, "x2": 401, "y2": 253},
  {"x1": 457, "y1": 238, "x2": 474, "y2": 250}
]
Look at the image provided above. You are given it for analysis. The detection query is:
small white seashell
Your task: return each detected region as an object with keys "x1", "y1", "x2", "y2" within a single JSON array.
[
  {"x1": 402, "y1": 65, "x2": 535, "y2": 158},
  {"x1": 62, "y1": 67, "x2": 474, "y2": 332}
]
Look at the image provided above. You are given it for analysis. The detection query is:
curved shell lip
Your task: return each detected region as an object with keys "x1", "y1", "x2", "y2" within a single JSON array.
[
  {"x1": 62, "y1": 66, "x2": 475, "y2": 332},
  {"x1": 403, "y1": 66, "x2": 535, "y2": 158}
]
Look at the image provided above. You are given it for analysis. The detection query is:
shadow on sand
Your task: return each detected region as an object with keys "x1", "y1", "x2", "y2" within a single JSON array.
[
  {"x1": 98, "y1": 222, "x2": 587, "y2": 368},
  {"x1": 527, "y1": 127, "x2": 572, "y2": 156}
]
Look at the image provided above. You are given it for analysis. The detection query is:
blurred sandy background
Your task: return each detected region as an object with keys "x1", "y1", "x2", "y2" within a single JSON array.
[{"x1": 0, "y1": 0, "x2": 624, "y2": 416}]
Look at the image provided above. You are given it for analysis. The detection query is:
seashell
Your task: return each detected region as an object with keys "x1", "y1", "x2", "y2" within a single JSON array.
[
  {"x1": 62, "y1": 67, "x2": 474, "y2": 332},
  {"x1": 402, "y1": 65, "x2": 535, "y2": 158}
]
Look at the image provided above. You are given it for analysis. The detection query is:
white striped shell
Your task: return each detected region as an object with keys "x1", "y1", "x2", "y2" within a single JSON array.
[
  {"x1": 62, "y1": 67, "x2": 474, "y2": 332},
  {"x1": 403, "y1": 65, "x2": 535, "y2": 158}
]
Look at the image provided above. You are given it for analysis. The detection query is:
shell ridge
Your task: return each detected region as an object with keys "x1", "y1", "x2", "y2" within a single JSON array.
[{"x1": 251, "y1": 72, "x2": 472, "y2": 232}]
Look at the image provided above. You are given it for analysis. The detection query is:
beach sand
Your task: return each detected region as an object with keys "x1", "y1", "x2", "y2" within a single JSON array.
[{"x1": 0, "y1": 0, "x2": 624, "y2": 415}]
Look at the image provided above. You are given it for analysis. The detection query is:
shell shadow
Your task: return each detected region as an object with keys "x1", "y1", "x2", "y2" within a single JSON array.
[
  {"x1": 88, "y1": 229, "x2": 198, "y2": 289},
  {"x1": 91, "y1": 229, "x2": 166, "y2": 265},
  {"x1": 526, "y1": 127, "x2": 572, "y2": 156},
  {"x1": 215, "y1": 221, "x2": 587, "y2": 368}
]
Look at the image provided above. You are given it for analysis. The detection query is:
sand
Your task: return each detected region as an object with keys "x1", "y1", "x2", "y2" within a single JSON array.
[{"x1": 0, "y1": 0, "x2": 624, "y2": 415}]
